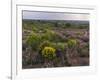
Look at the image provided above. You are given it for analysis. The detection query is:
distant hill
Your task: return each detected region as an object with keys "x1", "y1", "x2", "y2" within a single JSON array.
[
  {"x1": 23, "y1": 19, "x2": 89, "y2": 24},
  {"x1": 23, "y1": 19, "x2": 89, "y2": 28}
]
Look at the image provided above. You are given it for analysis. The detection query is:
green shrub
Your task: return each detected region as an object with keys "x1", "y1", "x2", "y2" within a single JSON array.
[
  {"x1": 39, "y1": 41, "x2": 68, "y2": 50},
  {"x1": 78, "y1": 44, "x2": 89, "y2": 57},
  {"x1": 41, "y1": 30, "x2": 57, "y2": 41},
  {"x1": 39, "y1": 41, "x2": 52, "y2": 51},
  {"x1": 42, "y1": 47, "x2": 56, "y2": 60},
  {"x1": 55, "y1": 42, "x2": 68, "y2": 50},
  {"x1": 78, "y1": 47, "x2": 89, "y2": 57},
  {"x1": 26, "y1": 33, "x2": 41, "y2": 50},
  {"x1": 41, "y1": 30, "x2": 65, "y2": 42},
  {"x1": 67, "y1": 39, "x2": 77, "y2": 48},
  {"x1": 66, "y1": 23, "x2": 71, "y2": 27}
]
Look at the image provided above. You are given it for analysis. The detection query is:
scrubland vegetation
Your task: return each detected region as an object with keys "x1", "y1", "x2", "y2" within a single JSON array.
[{"x1": 22, "y1": 20, "x2": 89, "y2": 68}]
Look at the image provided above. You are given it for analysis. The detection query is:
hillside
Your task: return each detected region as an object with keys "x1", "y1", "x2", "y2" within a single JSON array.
[{"x1": 22, "y1": 20, "x2": 89, "y2": 69}]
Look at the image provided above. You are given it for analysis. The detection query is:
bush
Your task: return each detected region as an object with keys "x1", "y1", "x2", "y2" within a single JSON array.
[
  {"x1": 42, "y1": 47, "x2": 56, "y2": 60},
  {"x1": 55, "y1": 42, "x2": 67, "y2": 50},
  {"x1": 78, "y1": 47, "x2": 89, "y2": 57},
  {"x1": 26, "y1": 33, "x2": 41, "y2": 50},
  {"x1": 39, "y1": 41, "x2": 52, "y2": 51},
  {"x1": 39, "y1": 41, "x2": 67, "y2": 51},
  {"x1": 78, "y1": 44, "x2": 89, "y2": 57},
  {"x1": 67, "y1": 39, "x2": 77, "y2": 48},
  {"x1": 41, "y1": 30, "x2": 56, "y2": 41},
  {"x1": 66, "y1": 23, "x2": 71, "y2": 27},
  {"x1": 41, "y1": 30, "x2": 64, "y2": 42}
]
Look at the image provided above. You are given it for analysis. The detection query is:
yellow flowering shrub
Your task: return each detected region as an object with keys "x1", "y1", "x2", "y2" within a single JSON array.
[{"x1": 42, "y1": 47, "x2": 56, "y2": 60}]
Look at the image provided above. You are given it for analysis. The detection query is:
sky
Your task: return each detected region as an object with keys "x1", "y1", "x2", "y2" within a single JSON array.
[{"x1": 22, "y1": 11, "x2": 89, "y2": 21}]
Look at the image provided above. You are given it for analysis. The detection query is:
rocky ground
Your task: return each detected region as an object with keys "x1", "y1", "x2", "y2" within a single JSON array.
[{"x1": 22, "y1": 28, "x2": 89, "y2": 69}]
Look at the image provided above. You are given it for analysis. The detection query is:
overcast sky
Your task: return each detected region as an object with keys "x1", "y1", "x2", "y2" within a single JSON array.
[{"x1": 22, "y1": 11, "x2": 89, "y2": 21}]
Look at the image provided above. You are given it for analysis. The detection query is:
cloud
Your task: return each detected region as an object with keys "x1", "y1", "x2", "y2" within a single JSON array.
[{"x1": 22, "y1": 11, "x2": 89, "y2": 21}]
